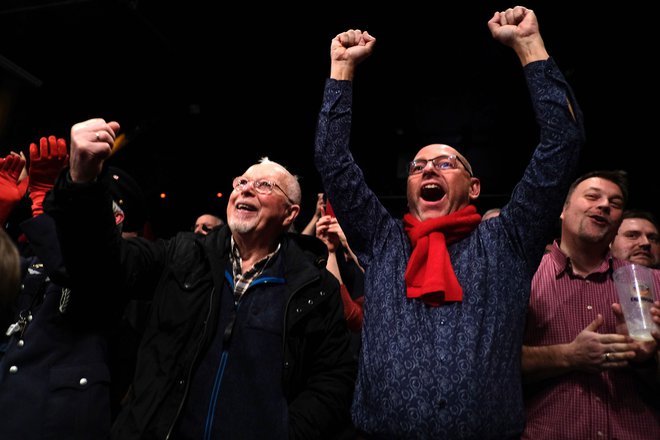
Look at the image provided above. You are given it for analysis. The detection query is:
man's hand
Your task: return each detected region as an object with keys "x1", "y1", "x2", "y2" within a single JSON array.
[
  {"x1": 316, "y1": 215, "x2": 341, "y2": 252},
  {"x1": 568, "y1": 314, "x2": 637, "y2": 373},
  {"x1": 330, "y1": 29, "x2": 376, "y2": 81},
  {"x1": 69, "y1": 118, "x2": 121, "y2": 183},
  {"x1": 487, "y1": 6, "x2": 548, "y2": 65}
]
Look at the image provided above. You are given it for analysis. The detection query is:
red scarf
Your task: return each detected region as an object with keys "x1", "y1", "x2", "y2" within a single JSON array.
[{"x1": 403, "y1": 205, "x2": 481, "y2": 306}]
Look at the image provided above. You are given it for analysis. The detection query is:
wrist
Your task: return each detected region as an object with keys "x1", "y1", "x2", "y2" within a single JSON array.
[
  {"x1": 515, "y1": 38, "x2": 549, "y2": 66},
  {"x1": 330, "y1": 61, "x2": 356, "y2": 81},
  {"x1": 28, "y1": 190, "x2": 46, "y2": 217}
]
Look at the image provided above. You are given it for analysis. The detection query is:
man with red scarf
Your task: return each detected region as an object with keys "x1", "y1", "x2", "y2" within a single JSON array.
[{"x1": 313, "y1": 6, "x2": 585, "y2": 439}]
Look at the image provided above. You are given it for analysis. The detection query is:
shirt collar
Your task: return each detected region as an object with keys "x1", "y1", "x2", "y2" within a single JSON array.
[{"x1": 546, "y1": 240, "x2": 614, "y2": 279}]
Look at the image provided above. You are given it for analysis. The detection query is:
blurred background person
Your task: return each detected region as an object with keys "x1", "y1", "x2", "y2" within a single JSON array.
[
  {"x1": 0, "y1": 135, "x2": 119, "y2": 439},
  {"x1": 301, "y1": 192, "x2": 326, "y2": 236},
  {"x1": 192, "y1": 213, "x2": 224, "y2": 235},
  {"x1": 0, "y1": 227, "x2": 21, "y2": 325},
  {"x1": 610, "y1": 209, "x2": 660, "y2": 268},
  {"x1": 481, "y1": 207, "x2": 501, "y2": 221},
  {"x1": 315, "y1": 202, "x2": 364, "y2": 335}
]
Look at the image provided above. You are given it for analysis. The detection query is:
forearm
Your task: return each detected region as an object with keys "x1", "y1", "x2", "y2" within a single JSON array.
[
  {"x1": 325, "y1": 252, "x2": 342, "y2": 283},
  {"x1": 521, "y1": 344, "x2": 574, "y2": 383},
  {"x1": 525, "y1": 58, "x2": 584, "y2": 129},
  {"x1": 301, "y1": 214, "x2": 320, "y2": 236}
]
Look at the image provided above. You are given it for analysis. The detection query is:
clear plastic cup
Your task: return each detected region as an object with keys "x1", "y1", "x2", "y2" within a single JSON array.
[{"x1": 613, "y1": 263, "x2": 658, "y2": 341}]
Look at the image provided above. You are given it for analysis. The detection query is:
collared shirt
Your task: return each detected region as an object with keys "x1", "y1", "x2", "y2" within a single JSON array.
[
  {"x1": 230, "y1": 237, "x2": 280, "y2": 305},
  {"x1": 523, "y1": 243, "x2": 660, "y2": 440}
]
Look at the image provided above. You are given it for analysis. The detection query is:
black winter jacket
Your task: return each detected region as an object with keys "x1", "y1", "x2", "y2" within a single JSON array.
[{"x1": 46, "y1": 172, "x2": 357, "y2": 440}]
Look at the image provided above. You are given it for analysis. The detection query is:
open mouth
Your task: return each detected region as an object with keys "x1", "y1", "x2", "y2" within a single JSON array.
[
  {"x1": 421, "y1": 184, "x2": 445, "y2": 202},
  {"x1": 236, "y1": 203, "x2": 257, "y2": 212}
]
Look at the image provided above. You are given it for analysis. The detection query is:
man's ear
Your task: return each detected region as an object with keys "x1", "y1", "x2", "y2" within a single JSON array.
[
  {"x1": 468, "y1": 177, "x2": 481, "y2": 201},
  {"x1": 283, "y1": 204, "x2": 300, "y2": 228}
]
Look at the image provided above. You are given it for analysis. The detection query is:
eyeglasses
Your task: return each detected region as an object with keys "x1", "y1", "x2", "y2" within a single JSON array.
[
  {"x1": 408, "y1": 154, "x2": 473, "y2": 177},
  {"x1": 232, "y1": 176, "x2": 294, "y2": 204}
]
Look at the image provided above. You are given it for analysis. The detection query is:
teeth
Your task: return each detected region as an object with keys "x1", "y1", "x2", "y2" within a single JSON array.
[{"x1": 422, "y1": 183, "x2": 441, "y2": 189}]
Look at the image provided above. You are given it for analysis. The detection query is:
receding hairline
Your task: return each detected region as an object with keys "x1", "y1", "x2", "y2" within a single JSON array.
[{"x1": 254, "y1": 156, "x2": 302, "y2": 204}]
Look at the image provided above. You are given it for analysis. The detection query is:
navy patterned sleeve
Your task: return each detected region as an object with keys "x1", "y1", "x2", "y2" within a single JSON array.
[
  {"x1": 499, "y1": 57, "x2": 585, "y2": 272},
  {"x1": 313, "y1": 79, "x2": 399, "y2": 267}
]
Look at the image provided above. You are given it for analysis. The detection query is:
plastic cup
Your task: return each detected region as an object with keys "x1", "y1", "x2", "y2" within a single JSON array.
[{"x1": 613, "y1": 263, "x2": 658, "y2": 341}]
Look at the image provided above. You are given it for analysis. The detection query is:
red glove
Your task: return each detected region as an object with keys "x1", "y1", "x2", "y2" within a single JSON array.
[
  {"x1": 28, "y1": 136, "x2": 68, "y2": 217},
  {"x1": 0, "y1": 153, "x2": 28, "y2": 225}
]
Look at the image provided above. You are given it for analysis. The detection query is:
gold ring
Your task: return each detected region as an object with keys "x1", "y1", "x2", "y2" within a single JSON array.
[{"x1": 604, "y1": 352, "x2": 611, "y2": 361}]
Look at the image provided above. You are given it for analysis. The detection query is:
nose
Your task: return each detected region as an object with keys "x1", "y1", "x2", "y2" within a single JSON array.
[
  {"x1": 421, "y1": 161, "x2": 438, "y2": 175},
  {"x1": 639, "y1": 235, "x2": 652, "y2": 247},
  {"x1": 236, "y1": 180, "x2": 256, "y2": 195},
  {"x1": 595, "y1": 200, "x2": 611, "y2": 214}
]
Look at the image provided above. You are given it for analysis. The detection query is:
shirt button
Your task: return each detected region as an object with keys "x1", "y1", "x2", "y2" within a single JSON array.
[
  {"x1": 587, "y1": 305, "x2": 593, "y2": 310},
  {"x1": 597, "y1": 431, "x2": 604, "y2": 437},
  {"x1": 79, "y1": 378, "x2": 88, "y2": 387},
  {"x1": 18, "y1": 340, "x2": 24, "y2": 347},
  {"x1": 9, "y1": 366, "x2": 18, "y2": 374}
]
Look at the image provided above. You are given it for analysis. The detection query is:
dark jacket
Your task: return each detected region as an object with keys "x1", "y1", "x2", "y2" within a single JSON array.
[
  {"x1": 0, "y1": 214, "x2": 113, "y2": 440},
  {"x1": 46, "y1": 173, "x2": 357, "y2": 440}
]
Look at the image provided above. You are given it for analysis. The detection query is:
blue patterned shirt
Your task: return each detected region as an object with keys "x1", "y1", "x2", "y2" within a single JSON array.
[{"x1": 313, "y1": 58, "x2": 585, "y2": 439}]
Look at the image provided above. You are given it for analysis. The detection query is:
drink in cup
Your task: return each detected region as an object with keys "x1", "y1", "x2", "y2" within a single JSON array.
[{"x1": 613, "y1": 263, "x2": 659, "y2": 341}]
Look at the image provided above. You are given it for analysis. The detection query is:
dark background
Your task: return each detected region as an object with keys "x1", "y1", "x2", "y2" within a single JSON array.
[{"x1": 1, "y1": 1, "x2": 655, "y2": 238}]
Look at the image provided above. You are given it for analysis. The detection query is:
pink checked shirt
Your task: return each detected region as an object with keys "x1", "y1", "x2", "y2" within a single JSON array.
[{"x1": 523, "y1": 242, "x2": 660, "y2": 440}]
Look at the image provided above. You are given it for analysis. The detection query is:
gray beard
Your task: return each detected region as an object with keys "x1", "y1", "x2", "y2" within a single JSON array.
[{"x1": 228, "y1": 218, "x2": 256, "y2": 235}]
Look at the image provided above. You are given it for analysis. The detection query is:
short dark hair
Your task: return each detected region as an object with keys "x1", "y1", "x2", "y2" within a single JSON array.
[
  {"x1": 564, "y1": 170, "x2": 629, "y2": 207},
  {"x1": 621, "y1": 209, "x2": 660, "y2": 230}
]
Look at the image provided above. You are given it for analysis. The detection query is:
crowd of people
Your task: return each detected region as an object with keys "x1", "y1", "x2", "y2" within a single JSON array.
[{"x1": 1, "y1": 5, "x2": 659, "y2": 440}]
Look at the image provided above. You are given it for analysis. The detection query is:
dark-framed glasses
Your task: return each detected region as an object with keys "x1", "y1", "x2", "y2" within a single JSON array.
[
  {"x1": 232, "y1": 176, "x2": 294, "y2": 204},
  {"x1": 408, "y1": 154, "x2": 473, "y2": 177}
]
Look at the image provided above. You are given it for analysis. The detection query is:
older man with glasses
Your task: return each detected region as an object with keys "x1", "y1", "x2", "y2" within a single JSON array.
[
  {"x1": 313, "y1": 6, "x2": 585, "y2": 440},
  {"x1": 45, "y1": 120, "x2": 357, "y2": 440}
]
